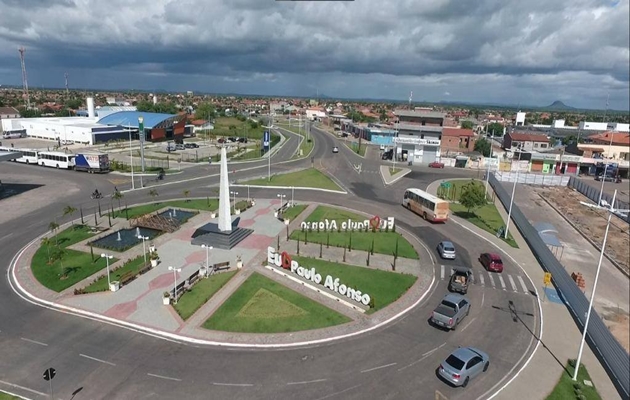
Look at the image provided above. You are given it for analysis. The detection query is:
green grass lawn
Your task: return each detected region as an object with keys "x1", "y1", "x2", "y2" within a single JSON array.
[
  {"x1": 212, "y1": 116, "x2": 266, "y2": 139},
  {"x1": 240, "y1": 168, "x2": 342, "y2": 191},
  {"x1": 439, "y1": 179, "x2": 488, "y2": 201},
  {"x1": 203, "y1": 272, "x2": 351, "y2": 333},
  {"x1": 0, "y1": 392, "x2": 21, "y2": 400},
  {"x1": 278, "y1": 123, "x2": 314, "y2": 158},
  {"x1": 113, "y1": 198, "x2": 219, "y2": 219},
  {"x1": 290, "y1": 230, "x2": 418, "y2": 259},
  {"x1": 292, "y1": 256, "x2": 416, "y2": 313},
  {"x1": 304, "y1": 205, "x2": 364, "y2": 222},
  {"x1": 173, "y1": 271, "x2": 238, "y2": 320},
  {"x1": 344, "y1": 142, "x2": 367, "y2": 157},
  {"x1": 546, "y1": 360, "x2": 601, "y2": 400},
  {"x1": 32, "y1": 225, "x2": 118, "y2": 292},
  {"x1": 449, "y1": 203, "x2": 518, "y2": 248},
  {"x1": 81, "y1": 255, "x2": 148, "y2": 293},
  {"x1": 281, "y1": 204, "x2": 308, "y2": 221},
  {"x1": 389, "y1": 167, "x2": 402, "y2": 175}
]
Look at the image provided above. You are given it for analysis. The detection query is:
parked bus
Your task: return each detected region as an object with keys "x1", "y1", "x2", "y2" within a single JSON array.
[
  {"x1": 0, "y1": 146, "x2": 39, "y2": 164},
  {"x1": 403, "y1": 188, "x2": 449, "y2": 222},
  {"x1": 38, "y1": 151, "x2": 76, "y2": 169}
]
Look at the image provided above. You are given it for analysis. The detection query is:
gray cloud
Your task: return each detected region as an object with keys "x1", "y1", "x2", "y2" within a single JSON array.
[{"x1": 0, "y1": 0, "x2": 627, "y2": 109}]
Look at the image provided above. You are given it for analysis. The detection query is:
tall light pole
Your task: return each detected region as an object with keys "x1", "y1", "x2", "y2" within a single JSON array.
[
  {"x1": 485, "y1": 139, "x2": 494, "y2": 200},
  {"x1": 138, "y1": 116, "x2": 146, "y2": 173},
  {"x1": 168, "y1": 266, "x2": 182, "y2": 304},
  {"x1": 504, "y1": 146, "x2": 522, "y2": 239},
  {"x1": 291, "y1": 186, "x2": 294, "y2": 207},
  {"x1": 394, "y1": 118, "x2": 399, "y2": 171},
  {"x1": 277, "y1": 193, "x2": 286, "y2": 207},
  {"x1": 268, "y1": 141, "x2": 271, "y2": 182},
  {"x1": 128, "y1": 126, "x2": 135, "y2": 190},
  {"x1": 573, "y1": 190, "x2": 630, "y2": 381},
  {"x1": 101, "y1": 253, "x2": 113, "y2": 289},
  {"x1": 597, "y1": 131, "x2": 616, "y2": 205},
  {"x1": 137, "y1": 235, "x2": 149, "y2": 264},
  {"x1": 230, "y1": 191, "x2": 238, "y2": 210},
  {"x1": 201, "y1": 244, "x2": 212, "y2": 274}
]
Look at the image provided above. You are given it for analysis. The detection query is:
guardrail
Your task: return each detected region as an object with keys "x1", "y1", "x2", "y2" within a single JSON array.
[
  {"x1": 489, "y1": 173, "x2": 630, "y2": 399},
  {"x1": 568, "y1": 176, "x2": 629, "y2": 223}
]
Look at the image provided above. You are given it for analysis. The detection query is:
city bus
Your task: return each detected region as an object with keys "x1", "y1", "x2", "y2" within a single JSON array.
[
  {"x1": 402, "y1": 188, "x2": 450, "y2": 222},
  {"x1": 38, "y1": 151, "x2": 76, "y2": 169},
  {"x1": 0, "y1": 146, "x2": 39, "y2": 164}
]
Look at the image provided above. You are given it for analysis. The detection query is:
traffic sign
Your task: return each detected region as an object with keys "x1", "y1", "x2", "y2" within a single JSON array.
[
  {"x1": 440, "y1": 182, "x2": 452, "y2": 188},
  {"x1": 43, "y1": 367, "x2": 56, "y2": 381},
  {"x1": 263, "y1": 131, "x2": 270, "y2": 149},
  {"x1": 543, "y1": 272, "x2": 552, "y2": 286}
]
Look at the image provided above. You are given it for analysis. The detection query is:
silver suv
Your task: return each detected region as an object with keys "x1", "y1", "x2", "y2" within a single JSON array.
[
  {"x1": 437, "y1": 240, "x2": 456, "y2": 259},
  {"x1": 438, "y1": 347, "x2": 490, "y2": 387}
]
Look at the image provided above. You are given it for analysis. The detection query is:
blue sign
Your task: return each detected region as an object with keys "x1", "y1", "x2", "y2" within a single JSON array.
[{"x1": 263, "y1": 131, "x2": 270, "y2": 149}]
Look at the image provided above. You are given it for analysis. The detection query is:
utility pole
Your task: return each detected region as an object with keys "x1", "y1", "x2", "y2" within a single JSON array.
[
  {"x1": 18, "y1": 47, "x2": 30, "y2": 109},
  {"x1": 65, "y1": 72, "x2": 69, "y2": 95}
]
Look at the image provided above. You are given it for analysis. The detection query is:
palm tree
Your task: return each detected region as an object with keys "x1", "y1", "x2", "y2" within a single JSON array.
[
  {"x1": 51, "y1": 247, "x2": 67, "y2": 278},
  {"x1": 112, "y1": 190, "x2": 124, "y2": 215},
  {"x1": 48, "y1": 221, "x2": 60, "y2": 245},
  {"x1": 41, "y1": 237, "x2": 52, "y2": 264},
  {"x1": 183, "y1": 190, "x2": 190, "y2": 202},
  {"x1": 63, "y1": 205, "x2": 77, "y2": 226},
  {"x1": 149, "y1": 189, "x2": 159, "y2": 203}
]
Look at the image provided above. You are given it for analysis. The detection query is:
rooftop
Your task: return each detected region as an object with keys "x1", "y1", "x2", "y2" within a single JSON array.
[
  {"x1": 587, "y1": 131, "x2": 630, "y2": 146},
  {"x1": 97, "y1": 111, "x2": 180, "y2": 129},
  {"x1": 397, "y1": 123, "x2": 443, "y2": 133},
  {"x1": 442, "y1": 128, "x2": 475, "y2": 137},
  {"x1": 507, "y1": 132, "x2": 550, "y2": 142},
  {"x1": 394, "y1": 110, "x2": 445, "y2": 119}
]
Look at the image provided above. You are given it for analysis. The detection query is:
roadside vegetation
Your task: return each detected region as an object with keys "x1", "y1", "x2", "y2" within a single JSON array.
[{"x1": 240, "y1": 168, "x2": 342, "y2": 191}]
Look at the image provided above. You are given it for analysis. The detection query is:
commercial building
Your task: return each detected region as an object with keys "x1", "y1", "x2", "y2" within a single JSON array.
[
  {"x1": 579, "y1": 121, "x2": 630, "y2": 132},
  {"x1": 97, "y1": 111, "x2": 186, "y2": 142},
  {"x1": 392, "y1": 110, "x2": 445, "y2": 164},
  {"x1": 0, "y1": 107, "x2": 20, "y2": 120},
  {"x1": 502, "y1": 132, "x2": 551, "y2": 151},
  {"x1": 441, "y1": 128, "x2": 476, "y2": 155}
]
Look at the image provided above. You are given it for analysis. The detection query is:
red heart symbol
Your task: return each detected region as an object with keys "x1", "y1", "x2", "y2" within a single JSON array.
[
  {"x1": 370, "y1": 216, "x2": 381, "y2": 230},
  {"x1": 281, "y1": 251, "x2": 292, "y2": 270}
]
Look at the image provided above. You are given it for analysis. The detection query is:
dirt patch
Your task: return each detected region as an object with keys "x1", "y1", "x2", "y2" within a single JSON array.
[
  {"x1": 601, "y1": 308, "x2": 630, "y2": 353},
  {"x1": 537, "y1": 187, "x2": 630, "y2": 275}
]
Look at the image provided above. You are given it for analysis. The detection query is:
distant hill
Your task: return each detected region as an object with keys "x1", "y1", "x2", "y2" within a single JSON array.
[{"x1": 542, "y1": 100, "x2": 576, "y2": 111}]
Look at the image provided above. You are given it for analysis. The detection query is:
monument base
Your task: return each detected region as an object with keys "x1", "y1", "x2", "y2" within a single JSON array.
[{"x1": 191, "y1": 217, "x2": 253, "y2": 250}]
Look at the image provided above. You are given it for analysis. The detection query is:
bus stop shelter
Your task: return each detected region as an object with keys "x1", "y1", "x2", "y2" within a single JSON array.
[{"x1": 534, "y1": 222, "x2": 564, "y2": 261}]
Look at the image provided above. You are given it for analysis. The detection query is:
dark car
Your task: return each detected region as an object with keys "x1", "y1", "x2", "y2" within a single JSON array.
[
  {"x1": 448, "y1": 266, "x2": 473, "y2": 294},
  {"x1": 429, "y1": 161, "x2": 445, "y2": 168},
  {"x1": 217, "y1": 138, "x2": 225, "y2": 143},
  {"x1": 382, "y1": 149, "x2": 393, "y2": 160},
  {"x1": 184, "y1": 143, "x2": 199, "y2": 148},
  {"x1": 237, "y1": 137, "x2": 248, "y2": 143},
  {"x1": 479, "y1": 253, "x2": 504, "y2": 273}
]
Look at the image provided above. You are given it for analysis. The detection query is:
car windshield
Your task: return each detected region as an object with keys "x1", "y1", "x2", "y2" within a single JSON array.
[
  {"x1": 445, "y1": 355, "x2": 465, "y2": 370},
  {"x1": 444, "y1": 246, "x2": 455, "y2": 252}
]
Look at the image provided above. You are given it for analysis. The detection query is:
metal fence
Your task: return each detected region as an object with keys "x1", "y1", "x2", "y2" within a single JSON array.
[
  {"x1": 568, "y1": 176, "x2": 630, "y2": 223},
  {"x1": 489, "y1": 173, "x2": 630, "y2": 399},
  {"x1": 494, "y1": 171, "x2": 571, "y2": 186}
]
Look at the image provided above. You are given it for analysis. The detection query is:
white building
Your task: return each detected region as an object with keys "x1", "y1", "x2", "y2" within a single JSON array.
[
  {"x1": 305, "y1": 109, "x2": 326, "y2": 121},
  {"x1": 393, "y1": 124, "x2": 442, "y2": 164},
  {"x1": 515, "y1": 112, "x2": 526, "y2": 126},
  {"x1": 578, "y1": 121, "x2": 629, "y2": 132},
  {"x1": 1, "y1": 117, "x2": 126, "y2": 145}
]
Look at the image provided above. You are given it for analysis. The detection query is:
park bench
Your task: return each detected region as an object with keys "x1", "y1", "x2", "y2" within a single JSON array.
[
  {"x1": 138, "y1": 263, "x2": 152, "y2": 275},
  {"x1": 120, "y1": 272, "x2": 135, "y2": 286},
  {"x1": 212, "y1": 261, "x2": 230, "y2": 272},
  {"x1": 89, "y1": 225, "x2": 109, "y2": 234},
  {"x1": 186, "y1": 270, "x2": 200, "y2": 287}
]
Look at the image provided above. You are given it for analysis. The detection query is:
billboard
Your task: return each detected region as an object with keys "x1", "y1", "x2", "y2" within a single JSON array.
[{"x1": 263, "y1": 131, "x2": 270, "y2": 150}]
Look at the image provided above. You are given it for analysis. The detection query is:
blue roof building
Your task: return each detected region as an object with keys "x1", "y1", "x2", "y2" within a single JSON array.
[{"x1": 97, "y1": 111, "x2": 180, "y2": 129}]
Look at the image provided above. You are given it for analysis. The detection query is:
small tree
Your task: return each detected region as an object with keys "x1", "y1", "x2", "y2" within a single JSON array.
[
  {"x1": 366, "y1": 251, "x2": 370, "y2": 266},
  {"x1": 90, "y1": 244, "x2": 95, "y2": 263},
  {"x1": 319, "y1": 242, "x2": 323, "y2": 258},
  {"x1": 48, "y1": 221, "x2": 60, "y2": 245},
  {"x1": 149, "y1": 189, "x2": 159, "y2": 203},
  {"x1": 348, "y1": 234, "x2": 352, "y2": 252},
  {"x1": 326, "y1": 233, "x2": 330, "y2": 248},
  {"x1": 459, "y1": 181, "x2": 487, "y2": 215},
  {"x1": 183, "y1": 190, "x2": 190, "y2": 202},
  {"x1": 304, "y1": 230, "x2": 308, "y2": 245},
  {"x1": 41, "y1": 237, "x2": 52, "y2": 264},
  {"x1": 63, "y1": 205, "x2": 77, "y2": 226},
  {"x1": 296, "y1": 237, "x2": 300, "y2": 255},
  {"x1": 113, "y1": 190, "x2": 124, "y2": 215},
  {"x1": 474, "y1": 137, "x2": 492, "y2": 157},
  {"x1": 370, "y1": 238, "x2": 375, "y2": 255},
  {"x1": 343, "y1": 247, "x2": 346, "y2": 262},
  {"x1": 277, "y1": 235, "x2": 280, "y2": 251},
  {"x1": 79, "y1": 206, "x2": 85, "y2": 224}
]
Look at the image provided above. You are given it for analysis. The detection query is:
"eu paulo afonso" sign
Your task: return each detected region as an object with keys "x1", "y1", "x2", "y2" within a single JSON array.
[
  {"x1": 300, "y1": 215, "x2": 394, "y2": 231},
  {"x1": 267, "y1": 247, "x2": 371, "y2": 306}
]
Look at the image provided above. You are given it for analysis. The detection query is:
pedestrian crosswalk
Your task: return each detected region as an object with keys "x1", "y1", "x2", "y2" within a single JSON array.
[{"x1": 439, "y1": 265, "x2": 531, "y2": 294}]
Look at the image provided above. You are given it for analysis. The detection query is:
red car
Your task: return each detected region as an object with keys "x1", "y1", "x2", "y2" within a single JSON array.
[
  {"x1": 429, "y1": 161, "x2": 445, "y2": 168},
  {"x1": 479, "y1": 253, "x2": 504, "y2": 273}
]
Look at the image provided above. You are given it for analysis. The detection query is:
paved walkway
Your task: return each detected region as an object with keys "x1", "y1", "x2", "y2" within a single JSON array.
[{"x1": 425, "y1": 180, "x2": 621, "y2": 400}]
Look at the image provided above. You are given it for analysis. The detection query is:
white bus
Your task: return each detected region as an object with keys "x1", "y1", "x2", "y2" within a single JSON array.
[
  {"x1": 403, "y1": 188, "x2": 450, "y2": 222},
  {"x1": 38, "y1": 151, "x2": 76, "y2": 169},
  {"x1": 0, "y1": 146, "x2": 39, "y2": 164}
]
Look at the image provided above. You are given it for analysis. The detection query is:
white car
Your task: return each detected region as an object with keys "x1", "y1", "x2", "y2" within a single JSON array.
[
  {"x1": 437, "y1": 240, "x2": 456, "y2": 259},
  {"x1": 332, "y1": 146, "x2": 339, "y2": 153}
]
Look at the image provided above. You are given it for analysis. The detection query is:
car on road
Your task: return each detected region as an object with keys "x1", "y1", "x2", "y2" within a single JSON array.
[
  {"x1": 448, "y1": 266, "x2": 473, "y2": 294},
  {"x1": 184, "y1": 143, "x2": 199, "y2": 148},
  {"x1": 595, "y1": 173, "x2": 621, "y2": 183},
  {"x1": 438, "y1": 346, "x2": 490, "y2": 387},
  {"x1": 332, "y1": 146, "x2": 339, "y2": 153},
  {"x1": 430, "y1": 293, "x2": 470, "y2": 330},
  {"x1": 437, "y1": 240, "x2": 456, "y2": 259},
  {"x1": 479, "y1": 253, "x2": 504, "y2": 273},
  {"x1": 429, "y1": 161, "x2": 445, "y2": 168},
  {"x1": 175, "y1": 144, "x2": 185, "y2": 150}
]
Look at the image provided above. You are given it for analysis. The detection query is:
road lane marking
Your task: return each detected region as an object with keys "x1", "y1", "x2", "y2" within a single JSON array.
[
  {"x1": 481, "y1": 292, "x2": 485, "y2": 307},
  {"x1": 315, "y1": 384, "x2": 361, "y2": 400},
  {"x1": 487, "y1": 273, "x2": 496, "y2": 288},
  {"x1": 397, "y1": 343, "x2": 446, "y2": 371},
  {"x1": 508, "y1": 275, "x2": 517, "y2": 292},
  {"x1": 0, "y1": 379, "x2": 48, "y2": 397},
  {"x1": 498, "y1": 275, "x2": 507, "y2": 290},
  {"x1": 212, "y1": 382, "x2": 254, "y2": 387},
  {"x1": 80, "y1": 353, "x2": 116, "y2": 366},
  {"x1": 478, "y1": 273, "x2": 485, "y2": 286},
  {"x1": 147, "y1": 373, "x2": 182, "y2": 382},
  {"x1": 460, "y1": 317, "x2": 476, "y2": 333},
  {"x1": 518, "y1": 276, "x2": 528, "y2": 293},
  {"x1": 360, "y1": 362, "x2": 397, "y2": 373},
  {"x1": 287, "y1": 379, "x2": 327, "y2": 385},
  {"x1": 440, "y1": 265, "x2": 445, "y2": 280},
  {"x1": 0, "y1": 233, "x2": 14, "y2": 242},
  {"x1": 20, "y1": 337, "x2": 47, "y2": 346}
]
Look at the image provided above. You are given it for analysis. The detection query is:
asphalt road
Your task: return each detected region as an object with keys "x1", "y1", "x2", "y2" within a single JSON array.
[{"x1": 0, "y1": 125, "x2": 539, "y2": 400}]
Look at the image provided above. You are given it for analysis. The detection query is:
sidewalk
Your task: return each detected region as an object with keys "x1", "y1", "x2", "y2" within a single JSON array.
[{"x1": 426, "y1": 180, "x2": 620, "y2": 400}]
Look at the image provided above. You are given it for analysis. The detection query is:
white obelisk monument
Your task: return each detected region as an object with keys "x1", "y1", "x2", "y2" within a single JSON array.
[{"x1": 218, "y1": 146, "x2": 232, "y2": 232}]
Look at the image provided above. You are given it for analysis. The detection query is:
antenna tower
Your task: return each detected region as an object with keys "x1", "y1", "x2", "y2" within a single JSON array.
[
  {"x1": 409, "y1": 91, "x2": 413, "y2": 110},
  {"x1": 18, "y1": 46, "x2": 30, "y2": 109},
  {"x1": 65, "y1": 72, "x2": 69, "y2": 94}
]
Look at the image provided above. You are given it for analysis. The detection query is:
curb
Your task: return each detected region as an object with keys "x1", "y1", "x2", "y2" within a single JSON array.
[
  {"x1": 537, "y1": 193, "x2": 630, "y2": 278},
  {"x1": 231, "y1": 184, "x2": 347, "y2": 194},
  {"x1": 379, "y1": 165, "x2": 411, "y2": 186}
]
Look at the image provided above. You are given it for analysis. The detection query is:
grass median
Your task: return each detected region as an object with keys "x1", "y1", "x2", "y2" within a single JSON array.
[
  {"x1": 113, "y1": 198, "x2": 219, "y2": 219},
  {"x1": 81, "y1": 255, "x2": 148, "y2": 293},
  {"x1": 280, "y1": 204, "x2": 308, "y2": 221},
  {"x1": 546, "y1": 360, "x2": 601, "y2": 400},
  {"x1": 173, "y1": 271, "x2": 238, "y2": 320},
  {"x1": 276, "y1": 123, "x2": 314, "y2": 158},
  {"x1": 32, "y1": 225, "x2": 118, "y2": 292},
  {"x1": 203, "y1": 272, "x2": 350, "y2": 333},
  {"x1": 344, "y1": 142, "x2": 367, "y2": 157},
  {"x1": 240, "y1": 168, "x2": 342, "y2": 191},
  {"x1": 292, "y1": 256, "x2": 417, "y2": 313}
]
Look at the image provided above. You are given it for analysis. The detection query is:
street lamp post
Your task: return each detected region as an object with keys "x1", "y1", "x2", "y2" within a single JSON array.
[
  {"x1": 504, "y1": 146, "x2": 523, "y2": 239},
  {"x1": 137, "y1": 235, "x2": 149, "y2": 264},
  {"x1": 230, "y1": 191, "x2": 238, "y2": 210},
  {"x1": 484, "y1": 141, "x2": 494, "y2": 200},
  {"x1": 201, "y1": 244, "x2": 212, "y2": 275},
  {"x1": 268, "y1": 141, "x2": 271, "y2": 182},
  {"x1": 277, "y1": 194, "x2": 286, "y2": 214},
  {"x1": 291, "y1": 186, "x2": 294, "y2": 207},
  {"x1": 128, "y1": 126, "x2": 135, "y2": 190},
  {"x1": 597, "y1": 132, "x2": 616, "y2": 205},
  {"x1": 573, "y1": 190, "x2": 630, "y2": 381},
  {"x1": 138, "y1": 116, "x2": 145, "y2": 173},
  {"x1": 101, "y1": 253, "x2": 113, "y2": 289},
  {"x1": 168, "y1": 266, "x2": 182, "y2": 304}
]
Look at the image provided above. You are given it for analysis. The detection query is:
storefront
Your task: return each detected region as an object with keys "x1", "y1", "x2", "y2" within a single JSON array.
[
  {"x1": 558, "y1": 154, "x2": 581, "y2": 174},
  {"x1": 393, "y1": 136, "x2": 441, "y2": 164},
  {"x1": 530, "y1": 153, "x2": 558, "y2": 174}
]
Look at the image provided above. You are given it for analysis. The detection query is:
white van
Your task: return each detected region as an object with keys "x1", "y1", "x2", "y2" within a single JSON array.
[{"x1": 165, "y1": 142, "x2": 177, "y2": 152}]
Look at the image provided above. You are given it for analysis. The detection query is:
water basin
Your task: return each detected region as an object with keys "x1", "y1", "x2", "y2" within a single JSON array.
[
  {"x1": 158, "y1": 208, "x2": 197, "y2": 224},
  {"x1": 90, "y1": 227, "x2": 161, "y2": 252}
]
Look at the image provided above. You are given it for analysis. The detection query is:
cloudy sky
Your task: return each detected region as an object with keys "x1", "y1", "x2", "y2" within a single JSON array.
[{"x1": 0, "y1": 0, "x2": 628, "y2": 109}]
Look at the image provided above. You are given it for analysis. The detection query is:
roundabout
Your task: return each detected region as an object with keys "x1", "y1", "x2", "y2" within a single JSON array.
[{"x1": 0, "y1": 125, "x2": 542, "y2": 400}]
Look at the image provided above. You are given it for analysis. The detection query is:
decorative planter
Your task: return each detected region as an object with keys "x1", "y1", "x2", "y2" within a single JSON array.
[
  {"x1": 151, "y1": 259, "x2": 159, "y2": 267},
  {"x1": 236, "y1": 261, "x2": 243, "y2": 269},
  {"x1": 251, "y1": 201, "x2": 256, "y2": 206},
  {"x1": 109, "y1": 281, "x2": 120, "y2": 292},
  {"x1": 149, "y1": 245, "x2": 156, "y2": 253},
  {"x1": 210, "y1": 212, "x2": 217, "y2": 219},
  {"x1": 235, "y1": 209, "x2": 241, "y2": 215},
  {"x1": 284, "y1": 219, "x2": 290, "y2": 225},
  {"x1": 162, "y1": 296, "x2": 170, "y2": 305},
  {"x1": 200, "y1": 266, "x2": 208, "y2": 277},
  {"x1": 274, "y1": 212, "x2": 279, "y2": 218}
]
